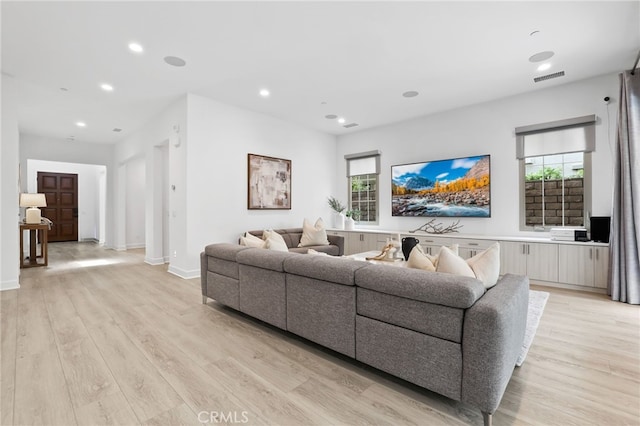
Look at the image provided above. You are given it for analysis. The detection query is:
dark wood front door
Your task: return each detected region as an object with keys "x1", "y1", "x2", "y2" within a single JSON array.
[{"x1": 38, "y1": 172, "x2": 78, "y2": 242}]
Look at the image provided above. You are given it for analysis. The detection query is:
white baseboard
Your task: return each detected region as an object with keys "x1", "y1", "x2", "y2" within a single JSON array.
[
  {"x1": 167, "y1": 265, "x2": 199, "y2": 280},
  {"x1": 145, "y1": 257, "x2": 166, "y2": 266},
  {"x1": 81, "y1": 238, "x2": 99, "y2": 243},
  {"x1": 0, "y1": 279, "x2": 20, "y2": 291},
  {"x1": 114, "y1": 245, "x2": 127, "y2": 251},
  {"x1": 126, "y1": 243, "x2": 145, "y2": 250}
]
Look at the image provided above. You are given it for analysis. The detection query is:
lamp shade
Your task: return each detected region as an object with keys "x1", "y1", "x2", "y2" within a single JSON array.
[{"x1": 19, "y1": 193, "x2": 47, "y2": 208}]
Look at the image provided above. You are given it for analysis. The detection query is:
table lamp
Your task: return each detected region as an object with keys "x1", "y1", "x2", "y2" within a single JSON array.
[{"x1": 20, "y1": 193, "x2": 47, "y2": 224}]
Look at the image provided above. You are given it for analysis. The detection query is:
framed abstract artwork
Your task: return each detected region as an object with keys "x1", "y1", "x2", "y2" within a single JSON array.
[{"x1": 247, "y1": 153, "x2": 291, "y2": 210}]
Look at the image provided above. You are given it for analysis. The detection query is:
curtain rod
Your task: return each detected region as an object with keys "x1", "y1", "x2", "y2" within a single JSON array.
[{"x1": 631, "y1": 50, "x2": 640, "y2": 75}]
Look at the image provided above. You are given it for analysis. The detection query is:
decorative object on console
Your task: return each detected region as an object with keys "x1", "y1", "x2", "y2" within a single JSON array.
[
  {"x1": 247, "y1": 153, "x2": 291, "y2": 210},
  {"x1": 392, "y1": 155, "x2": 491, "y2": 217},
  {"x1": 327, "y1": 196, "x2": 346, "y2": 229},
  {"x1": 365, "y1": 243, "x2": 400, "y2": 261},
  {"x1": 401, "y1": 237, "x2": 420, "y2": 260},
  {"x1": 410, "y1": 218, "x2": 463, "y2": 234},
  {"x1": 590, "y1": 216, "x2": 611, "y2": 243},
  {"x1": 345, "y1": 209, "x2": 360, "y2": 231},
  {"x1": 20, "y1": 193, "x2": 47, "y2": 224},
  {"x1": 298, "y1": 217, "x2": 330, "y2": 247}
]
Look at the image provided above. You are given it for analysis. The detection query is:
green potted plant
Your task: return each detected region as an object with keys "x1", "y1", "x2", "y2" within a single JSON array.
[{"x1": 327, "y1": 196, "x2": 346, "y2": 229}]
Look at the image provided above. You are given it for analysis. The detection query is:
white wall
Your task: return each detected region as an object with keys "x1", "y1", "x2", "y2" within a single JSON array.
[
  {"x1": 336, "y1": 73, "x2": 618, "y2": 237},
  {"x1": 180, "y1": 94, "x2": 338, "y2": 277},
  {"x1": 26, "y1": 159, "x2": 106, "y2": 242},
  {"x1": 19, "y1": 134, "x2": 115, "y2": 247},
  {"x1": 125, "y1": 155, "x2": 145, "y2": 248},
  {"x1": 1, "y1": 76, "x2": 20, "y2": 290}
]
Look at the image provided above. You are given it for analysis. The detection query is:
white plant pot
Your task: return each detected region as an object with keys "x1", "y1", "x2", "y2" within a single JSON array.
[
  {"x1": 333, "y1": 212, "x2": 345, "y2": 230},
  {"x1": 345, "y1": 217, "x2": 355, "y2": 231}
]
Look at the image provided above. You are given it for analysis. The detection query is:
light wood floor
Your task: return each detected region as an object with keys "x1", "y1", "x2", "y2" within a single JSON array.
[{"x1": 1, "y1": 242, "x2": 638, "y2": 426}]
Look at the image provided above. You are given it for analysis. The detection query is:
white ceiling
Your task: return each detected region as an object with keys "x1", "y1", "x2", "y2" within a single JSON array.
[{"x1": 2, "y1": 1, "x2": 639, "y2": 144}]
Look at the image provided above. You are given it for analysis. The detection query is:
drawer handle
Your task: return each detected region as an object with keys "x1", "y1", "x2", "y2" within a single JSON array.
[{"x1": 468, "y1": 243, "x2": 479, "y2": 246}]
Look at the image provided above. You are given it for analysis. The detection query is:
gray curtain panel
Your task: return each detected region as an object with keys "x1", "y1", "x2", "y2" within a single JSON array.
[{"x1": 609, "y1": 69, "x2": 640, "y2": 304}]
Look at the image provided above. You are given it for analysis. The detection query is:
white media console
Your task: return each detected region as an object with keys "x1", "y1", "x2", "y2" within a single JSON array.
[{"x1": 328, "y1": 229, "x2": 609, "y2": 293}]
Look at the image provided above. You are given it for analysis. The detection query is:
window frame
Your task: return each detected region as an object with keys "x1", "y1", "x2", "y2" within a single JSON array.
[
  {"x1": 345, "y1": 150, "x2": 381, "y2": 225},
  {"x1": 348, "y1": 173, "x2": 379, "y2": 224},
  {"x1": 519, "y1": 152, "x2": 592, "y2": 231}
]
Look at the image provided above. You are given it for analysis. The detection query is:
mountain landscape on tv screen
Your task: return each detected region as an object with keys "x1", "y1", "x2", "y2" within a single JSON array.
[{"x1": 392, "y1": 156, "x2": 490, "y2": 217}]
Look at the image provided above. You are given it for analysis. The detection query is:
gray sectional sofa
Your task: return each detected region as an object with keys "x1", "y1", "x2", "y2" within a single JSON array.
[{"x1": 201, "y1": 243, "x2": 529, "y2": 426}]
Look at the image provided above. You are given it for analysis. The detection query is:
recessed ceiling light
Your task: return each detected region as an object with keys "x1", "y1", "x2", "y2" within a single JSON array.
[
  {"x1": 100, "y1": 83, "x2": 114, "y2": 92},
  {"x1": 337, "y1": 117, "x2": 346, "y2": 124},
  {"x1": 164, "y1": 56, "x2": 186, "y2": 67},
  {"x1": 259, "y1": 89, "x2": 270, "y2": 97},
  {"x1": 325, "y1": 114, "x2": 338, "y2": 119},
  {"x1": 537, "y1": 63, "x2": 552, "y2": 72},
  {"x1": 529, "y1": 51, "x2": 554, "y2": 63},
  {"x1": 76, "y1": 121, "x2": 86, "y2": 128},
  {"x1": 402, "y1": 91, "x2": 419, "y2": 98},
  {"x1": 128, "y1": 42, "x2": 143, "y2": 53}
]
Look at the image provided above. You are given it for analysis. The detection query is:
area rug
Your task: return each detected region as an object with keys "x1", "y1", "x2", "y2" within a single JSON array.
[{"x1": 516, "y1": 290, "x2": 550, "y2": 367}]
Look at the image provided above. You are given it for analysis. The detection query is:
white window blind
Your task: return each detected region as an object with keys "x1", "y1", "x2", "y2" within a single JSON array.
[
  {"x1": 345, "y1": 150, "x2": 381, "y2": 176},
  {"x1": 515, "y1": 115, "x2": 596, "y2": 159}
]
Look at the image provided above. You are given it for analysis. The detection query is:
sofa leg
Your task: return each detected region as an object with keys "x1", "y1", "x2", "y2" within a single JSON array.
[
  {"x1": 482, "y1": 411, "x2": 492, "y2": 426},
  {"x1": 202, "y1": 295, "x2": 208, "y2": 304}
]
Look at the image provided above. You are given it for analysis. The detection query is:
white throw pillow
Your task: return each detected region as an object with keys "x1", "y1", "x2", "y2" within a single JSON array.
[
  {"x1": 307, "y1": 248, "x2": 329, "y2": 256},
  {"x1": 427, "y1": 244, "x2": 459, "y2": 268},
  {"x1": 240, "y1": 232, "x2": 265, "y2": 248},
  {"x1": 406, "y1": 245, "x2": 436, "y2": 272},
  {"x1": 298, "y1": 217, "x2": 330, "y2": 247},
  {"x1": 436, "y1": 246, "x2": 476, "y2": 278},
  {"x1": 262, "y1": 229, "x2": 289, "y2": 252},
  {"x1": 466, "y1": 242, "x2": 501, "y2": 289}
]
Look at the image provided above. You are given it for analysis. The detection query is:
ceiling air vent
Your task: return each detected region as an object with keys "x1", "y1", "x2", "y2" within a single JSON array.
[
  {"x1": 534, "y1": 71, "x2": 565, "y2": 83},
  {"x1": 343, "y1": 123, "x2": 359, "y2": 128},
  {"x1": 112, "y1": 128, "x2": 122, "y2": 132}
]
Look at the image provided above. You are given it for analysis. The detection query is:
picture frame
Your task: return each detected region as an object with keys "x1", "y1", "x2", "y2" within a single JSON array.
[
  {"x1": 392, "y1": 154, "x2": 491, "y2": 217},
  {"x1": 247, "y1": 153, "x2": 291, "y2": 210}
]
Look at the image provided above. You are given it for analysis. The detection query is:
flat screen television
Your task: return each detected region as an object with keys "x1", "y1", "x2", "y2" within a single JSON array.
[{"x1": 392, "y1": 155, "x2": 491, "y2": 217}]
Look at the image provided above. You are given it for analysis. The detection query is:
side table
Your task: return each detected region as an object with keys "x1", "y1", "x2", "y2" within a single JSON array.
[{"x1": 20, "y1": 223, "x2": 49, "y2": 268}]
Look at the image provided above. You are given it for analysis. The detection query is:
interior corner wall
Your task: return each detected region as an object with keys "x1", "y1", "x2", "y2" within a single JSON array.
[
  {"x1": 336, "y1": 72, "x2": 619, "y2": 237},
  {"x1": 19, "y1": 134, "x2": 116, "y2": 247},
  {"x1": 182, "y1": 93, "x2": 338, "y2": 276},
  {"x1": 1, "y1": 78, "x2": 20, "y2": 290},
  {"x1": 114, "y1": 96, "x2": 187, "y2": 268}
]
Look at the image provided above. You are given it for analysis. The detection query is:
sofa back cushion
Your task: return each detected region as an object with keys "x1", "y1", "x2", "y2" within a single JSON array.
[{"x1": 355, "y1": 264, "x2": 485, "y2": 309}]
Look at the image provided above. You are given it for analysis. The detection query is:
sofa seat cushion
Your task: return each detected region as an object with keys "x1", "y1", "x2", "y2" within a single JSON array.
[
  {"x1": 355, "y1": 264, "x2": 485, "y2": 309},
  {"x1": 284, "y1": 255, "x2": 368, "y2": 286},
  {"x1": 357, "y1": 287, "x2": 464, "y2": 343},
  {"x1": 237, "y1": 247, "x2": 296, "y2": 272},
  {"x1": 356, "y1": 315, "x2": 462, "y2": 401}
]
